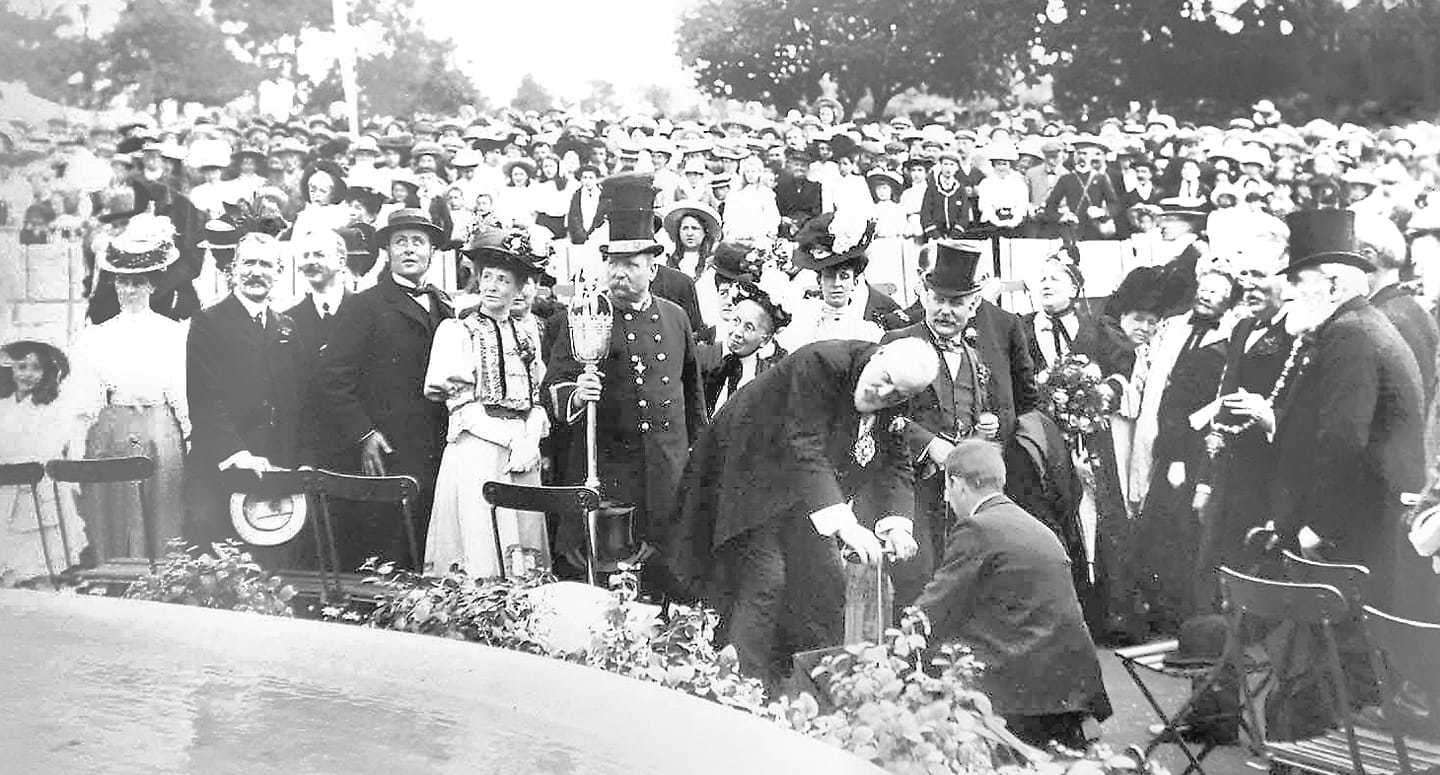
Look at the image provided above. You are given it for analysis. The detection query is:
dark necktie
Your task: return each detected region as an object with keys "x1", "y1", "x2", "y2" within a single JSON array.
[
  {"x1": 400, "y1": 283, "x2": 434, "y2": 299},
  {"x1": 721, "y1": 353, "x2": 743, "y2": 396},
  {"x1": 1182, "y1": 317, "x2": 1218, "y2": 353},
  {"x1": 1046, "y1": 312, "x2": 1073, "y2": 360},
  {"x1": 254, "y1": 311, "x2": 266, "y2": 332},
  {"x1": 321, "y1": 301, "x2": 331, "y2": 318}
]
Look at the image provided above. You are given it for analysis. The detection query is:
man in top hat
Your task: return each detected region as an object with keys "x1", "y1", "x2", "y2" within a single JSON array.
[
  {"x1": 542, "y1": 174, "x2": 708, "y2": 576},
  {"x1": 880, "y1": 241, "x2": 1039, "y2": 610},
  {"x1": 316, "y1": 208, "x2": 454, "y2": 570},
  {"x1": 1229, "y1": 210, "x2": 1424, "y2": 615},
  {"x1": 667, "y1": 336, "x2": 937, "y2": 688},
  {"x1": 185, "y1": 232, "x2": 305, "y2": 568}
]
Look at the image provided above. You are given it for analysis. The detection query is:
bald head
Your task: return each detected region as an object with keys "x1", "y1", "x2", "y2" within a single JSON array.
[{"x1": 853, "y1": 338, "x2": 941, "y2": 413}]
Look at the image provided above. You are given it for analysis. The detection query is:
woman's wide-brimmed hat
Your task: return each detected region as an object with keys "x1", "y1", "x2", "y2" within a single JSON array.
[
  {"x1": 461, "y1": 227, "x2": 550, "y2": 278},
  {"x1": 661, "y1": 200, "x2": 721, "y2": 245},
  {"x1": 711, "y1": 241, "x2": 763, "y2": 282},
  {"x1": 792, "y1": 211, "x2": 877, "y2": 272},
  {"x1": 0, "y1": 339, "x2": 70, "y2": 380},
  {"x1": 98, "y1": 212, "x2": 181, "y2": 274},
  {"x1": 502, "y1": 158, "x2": 537, "y2": 181}
]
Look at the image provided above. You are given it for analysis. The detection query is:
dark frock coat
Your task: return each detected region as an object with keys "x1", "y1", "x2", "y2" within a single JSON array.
[
  {"x1": 314, "y1": 272, "x2": 451, "y2": 569},
  {"x1": 666, "y1": 341, "x2": 916, "y2": 681},
  {"x1": 184, "y1": 295, "x2": 304, "y2": 567},
  {"x1": 650, "y1": 264, "x2": 706, "y2": 341},
  {"x1": 1271, "y1": 296, "x2": 1425, "y2": 614},
  {"x1": 915, "y1": 494, "x2": 1112, "y2": 721},
  {"x1": 1372, "y1": 283, "x2": 1438, "y2": 406},
  {"x1": 542, "y1": 296, "x2": 707, "y2": 550}
]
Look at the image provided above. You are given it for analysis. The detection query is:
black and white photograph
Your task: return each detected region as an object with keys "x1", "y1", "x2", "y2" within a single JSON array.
[{"x1": 3, "y1": 0, "x2": 1440, "y2": 772}]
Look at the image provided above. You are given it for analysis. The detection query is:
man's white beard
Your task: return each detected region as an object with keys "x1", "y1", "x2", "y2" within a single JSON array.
[{"x1": 1283, "y1": 299, "x2": 1329, "y2": 336}]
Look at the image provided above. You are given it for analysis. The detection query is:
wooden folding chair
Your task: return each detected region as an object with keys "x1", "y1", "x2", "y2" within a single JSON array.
[
  {"x1": 1219, "y1": 567, "x2": 1366, "y2": 774},
  {"x1": 307, "y1": 470, "x2": 421, "y2": 604},
  {"x1": 0, "y1": 461, "x2": 67, "y2": 586},
  {"x1": 1282, "y1": 550, "x2": 1371, "y2": 609},
  {"x1": 47, "y1": 456, "x2": 156, "y2": 586},
  {"x1": 1362, "y1": 606, "x2": 1440, "y2": 775},
  {"x1": 482, "y1": 482, "x2": 599, "y2": 583}
]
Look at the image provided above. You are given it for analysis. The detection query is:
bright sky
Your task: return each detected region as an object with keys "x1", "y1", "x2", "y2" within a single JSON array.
[{"x1": 16, "y1": 0, "x2": 702, "y2": 107}]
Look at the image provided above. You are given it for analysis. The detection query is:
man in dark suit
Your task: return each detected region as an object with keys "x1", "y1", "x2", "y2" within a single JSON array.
[
  {"x1": 543, "y1": 174, "x2": 708, "y2": 573},
  {"x1": 881, "y1": 241, "x2": 1039, "y2": 610},
  {"x1": 565, "y1": 164, "x2": 607, "y2": 245},
  {"x1": 1045, "y1": 138, "x2": 1121, "y2": 240},
  {"x1": 650, "y1": 264, "x2": 706, "y2": 341},
  {"x1": 184, "y1": 232, "x2": 304, "y2": 568},
  {"x1": 915, "y1": 439, "x2": 1111, "y2": 749},
  {"x1": 316, "y1": 209, "x2": 453, "y2": 570},
  {"x1": 1236, "y1": 211, "x2": 1425, "y2": 616},
  {"x1": 774, "y1": 151, "x2": 823, "y2": 239},
  {"x1": 1357, "y1": 214, "x2": 1438, "y2": 406},
  {"x1": 285, "y1": 229, "x2": 352, "y2": 464},
  {"x1": 667, "y1": 338, "x2": 937, "y2": 688}
]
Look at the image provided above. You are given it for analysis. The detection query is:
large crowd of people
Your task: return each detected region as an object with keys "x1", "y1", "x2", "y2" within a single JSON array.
[{"x1": 2, "y1": 95, "x2": 1439, "y2": 747}]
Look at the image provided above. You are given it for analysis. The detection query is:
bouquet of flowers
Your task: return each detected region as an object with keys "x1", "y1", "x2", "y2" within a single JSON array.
[{"x1": 1036, "y1": 353, "x2": 1113, "y2": 438}]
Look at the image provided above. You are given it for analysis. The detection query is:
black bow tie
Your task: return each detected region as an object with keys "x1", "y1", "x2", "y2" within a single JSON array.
[{"x1": 400, "y1": 283, "x2": 435, "y2": 298}]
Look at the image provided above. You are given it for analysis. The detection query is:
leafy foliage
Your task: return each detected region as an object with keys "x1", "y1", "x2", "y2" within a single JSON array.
[
  {"x1": 510, "y1": 73, "x2": 557, "y2": 114},
  {"x1": 677, "y1": 0, "x2": 1045, "y2": 117},
  {"x1": 357, "y1": 560, "x2": 552, "y2": 653},
  {"x1": 123, "y1": 539, "x2": 296, "y2": 616}
]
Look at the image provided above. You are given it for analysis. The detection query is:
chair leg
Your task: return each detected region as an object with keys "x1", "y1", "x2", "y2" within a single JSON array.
[
  {"x1": 309, "y1": 494, "x2": 335, "y2": 607},
  {"x1": 138, "y1": 480, "x2": 158, "y2": 572},
  {"x1": 29, "y1": 483, "x2": 59, "y2": 587},
  {"x1": 489, "y1": 505, "x2": 506, "y2": 582},
  {"x1": 52, "y1": 480, "x2": 74, "y2": 570},
  {"x1": 319, "y1": 495, "x2": 343, "y2": 604},
  {"x1": 1321, "y1": 621, "x2": 1365, "y2": 775},
  {"x1": 1123, "y1": 657, "x2": 1211, "y2": 775},
  {"x1": 400, "y1": 497, "x2": 420, "y2": 574}
]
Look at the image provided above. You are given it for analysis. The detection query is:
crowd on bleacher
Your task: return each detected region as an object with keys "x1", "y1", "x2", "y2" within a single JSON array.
[{"x1": 2, "y1": 95, "x2": 1440, "y2": 747}]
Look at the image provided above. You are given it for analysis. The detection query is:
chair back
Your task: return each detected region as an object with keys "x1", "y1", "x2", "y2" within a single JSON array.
[
  {"x1": 310, "y1": 471, "x2": 419, "y2": 505},
  {"x1": 483, "y1": 482, "x2": 599, "y2": 515},
  {"x1": 1363, "y1": 605, "x2": 1440, "y2": 704},
  {"x1": 1282, "y1": 550, "x2": 1370, "y2": 610},
  {"x1": 0, "y1": 462, "x2": 44, "y2": 487},
  {"x1": 218, "y1": 468, "x2": 312, "y2": 499},
  {"x1": 1219, "y1": 566, "x2": 1350, "y2": 626},
  {"x1": 45, "y1": 456, "x2": 155, "y2": 484}
]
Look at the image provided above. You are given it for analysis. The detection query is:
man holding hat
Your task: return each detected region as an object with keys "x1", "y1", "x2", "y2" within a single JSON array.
[
  {"x1": 542, "y1": 173, "x2": 707, "y2": 576},
  {"x1": 316, "y1": 208, "x2": 454, "y2": 570},
  {"x1": 1232, "y1": 210, "x2": 1424, "y2": 614},
  {"x1": 185, "y1": 232, "x2": 305, "y2": 568},
  {"x1": 881, "y1": 240, "x2": 1039, "y2": 610}
]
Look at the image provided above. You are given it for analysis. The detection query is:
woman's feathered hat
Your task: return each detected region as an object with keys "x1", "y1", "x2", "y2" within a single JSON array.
[
  {"x1": 792, "y1": 210, "x2": 877, "y2": 272},
  {"x1": 97, "y1": 211, "x2": 180, "y2": 274}
]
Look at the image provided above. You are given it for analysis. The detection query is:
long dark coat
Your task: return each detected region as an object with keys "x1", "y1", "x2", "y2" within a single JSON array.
[
  {"x1": 542, "y1": 297, "x2": 707, "y2": 548},
  {"x1": 1372, "y1": 283, "x2": 1438, "y2": 406},
  {"x1": 1272, "y1": 296, "x2": 1425, "y2": 613},
  {"x1": 667, "y1": 341, "x2": 915, "y2": 596},
  {"x1": 314, "y1": 272, "x2": 451, "y2": 566},
  {"x1": 285, "y1": 290, "x2": 351, "y2": 465},
  {"x1": 914, "y1": 494, "x2": 1112, "y2": 720},
  {"x1": 184, "y1": 295, "x2": 304, "y2": 566}
]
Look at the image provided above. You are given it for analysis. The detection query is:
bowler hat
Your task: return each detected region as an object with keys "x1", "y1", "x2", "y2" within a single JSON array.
[
  {"x1": 1280, "y1": 209, "x2": 1374, "y2": 274},
  {"x1": 925, "y1": 240, "x2": 983, "y2": 296},
  {"x1": 374, "y1": 208, "x2": 447, "y2": 246}
]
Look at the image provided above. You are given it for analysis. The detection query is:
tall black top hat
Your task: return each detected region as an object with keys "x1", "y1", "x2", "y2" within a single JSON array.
[
  {"x1": 926, "y1": 240, "x2": 983, "y2": 295},
  {"x1": 600, "y1": 173, "x2": 663, "y2": 257},
  {"x1": 1280, "y1": 209, "x2": 1373, "y2": 275}
]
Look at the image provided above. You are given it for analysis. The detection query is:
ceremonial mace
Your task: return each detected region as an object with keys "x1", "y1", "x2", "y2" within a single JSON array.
[{"x1": 567, "y1": 280, "x2": 613, "y2": 586}]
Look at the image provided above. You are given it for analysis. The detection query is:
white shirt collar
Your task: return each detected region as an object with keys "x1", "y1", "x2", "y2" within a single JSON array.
[
  {"x1": 311, "y1": 285, "x2": 345, "y2": 315},
  {"x1": 233, "y1": 292, "x2": 270, "y2": 320}
]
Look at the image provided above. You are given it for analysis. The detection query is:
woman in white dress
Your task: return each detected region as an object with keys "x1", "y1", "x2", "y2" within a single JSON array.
[
  {"x1": 424, "y1": 228, "x2": 550, "y2": 579},
  {"x1": 499, "y1": 160, "x2": 540, "y2": 228},
  {"x1": 0, "y1": 341, "x2": 77, "y2": 585},
  {"x1": 721, "y1": 155, "x2": 780, "y2": 244},
  {"x1": 67, "y1": 213, "x2": 190, "y2": 563}
]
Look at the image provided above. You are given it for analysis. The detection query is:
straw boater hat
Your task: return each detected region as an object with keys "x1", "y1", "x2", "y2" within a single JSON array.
[
  {"x1": 229, "y1": 481, "x2": 308, "y2": 547},
  {"x1": 98, "y1": 212, "x2": 181, "y2": 274}
]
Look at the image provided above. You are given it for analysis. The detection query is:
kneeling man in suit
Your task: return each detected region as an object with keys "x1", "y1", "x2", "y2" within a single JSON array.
[{"x1": 915, "y1": 439, "x2": 1112, "y2": 749}]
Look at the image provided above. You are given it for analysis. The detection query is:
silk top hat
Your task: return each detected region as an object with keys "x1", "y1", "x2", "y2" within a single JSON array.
[
  {"x1": 375, "y1": 208, "x2": 447, "y2": 246},
  {"x1": 1280, "y1": 209, "x2": 1374, "y2": 274},
  {"x1": 926, "y1": 240, "x2": 983, "y2": 296},
  {"x1": 599, "y1": 173, "x2": 664, "y2": 257},
  {"x1": 793, "y1": 211, "x2": 877, "y2": 272}
]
